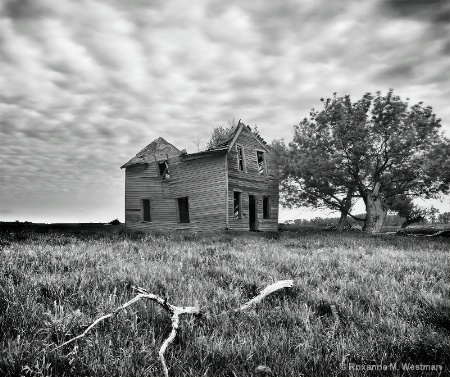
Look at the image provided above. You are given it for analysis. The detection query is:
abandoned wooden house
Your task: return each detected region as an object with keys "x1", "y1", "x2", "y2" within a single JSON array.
[{"x1": 120, "y1": 122, "x2": 279, "y2": 231}]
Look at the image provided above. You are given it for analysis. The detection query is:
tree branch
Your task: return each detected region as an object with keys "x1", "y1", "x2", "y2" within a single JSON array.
[
  {"x1": 347, "y1": 212, "x2": 366, "y2": 222},
  {"x1": 234, "y1": 280, "x2": 293, "y2": 312},
  {"x1": 50, "y1": 280, "x2": 294, "y2": 377}
]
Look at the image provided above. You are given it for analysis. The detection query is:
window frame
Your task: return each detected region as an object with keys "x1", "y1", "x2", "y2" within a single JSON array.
[
  {"x1": 158, "y1": 159, "x2": 170, "y2": 181},
  {"x1": 233, "y1": 191, "x2": 243, "y2": 219},
  {"x1": 236, "y1": 145, "x2": 246, "y2": 172},
  {"x1": 256, "y1": 150, "x2": 266, "y2": 176},
  {"x1": 141, "y1": 198, "x2": 151, "y2": 222},
  {"x1": 176, "y1": 196, "x2": 190, "y2": 223},
  {"x1": 262, "y1": 196, "x2": 270, "y2": 219}
]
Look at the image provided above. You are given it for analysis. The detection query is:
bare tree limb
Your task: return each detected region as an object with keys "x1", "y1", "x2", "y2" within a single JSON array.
[
  {"x1": 234, "y1": 280, "x2": 294, "y2": 312},
  {"x1": 49, "y1": 280, "x2": 293, "y2": 377},
  {"x1": 347, "y1": 212, "x2": 366, "y2": 222},
  {"x1": 51, "y1": 294, "x2": 146, "y2": 352}
]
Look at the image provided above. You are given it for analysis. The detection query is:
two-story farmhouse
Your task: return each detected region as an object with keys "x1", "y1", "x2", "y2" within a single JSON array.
[{"x1": 120, "y1": 122, "x2": 279, "y2": 231}]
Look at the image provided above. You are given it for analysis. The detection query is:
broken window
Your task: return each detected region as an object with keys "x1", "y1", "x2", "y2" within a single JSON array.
[
  {"x1": 158, "y1": 160, "x2": 170, "y2": 180},
  {"x1": 177, "y1": 197, "x2": 190, "y2": 223},
  {"x1": 237, "y1": 146, "x2": 245, "y2": 172},
  {"x1": 263, "y1": 196, "x2": 270, "y2": 219},
  {"x1": 233, "y1": 191, "x2": 242, "y2": 219},
  {"x1": 257, "y1": 151, "x2": 265, "y2": 175},
  {"x1": 141, "y1": 199, "x2": 151, "y2": 222}
]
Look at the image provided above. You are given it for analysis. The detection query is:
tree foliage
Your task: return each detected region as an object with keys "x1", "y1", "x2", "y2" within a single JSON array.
[
  {"x1": 438, "y1": 211, "x2": 450, "y2": 224},
  {"x1": 277, "y1": 127, "x2": 359, "y2": 232},
  {"x1": 428, "y1": 206, "x2": 440, "y2": 224},
  {"x1": 280, "y1": 89, "x2": 450, "y2": 233},
  {"x1": 206, "y1": 119, "x2": 238, "y2": 150},
  {"x1": 387, "y1": 195, "x2": 429, "y2": 228}
]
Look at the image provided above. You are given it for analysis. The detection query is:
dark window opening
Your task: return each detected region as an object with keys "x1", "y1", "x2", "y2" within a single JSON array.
[
  {"x1": 257, "y1": 151, "x2": 265, "y2": 175},
  {"x1": 141, "y1": 199, "x2": 151, "y2": 222},
  {"x1": 158, "y1": 160, "x2": 170, "y2": 180},
  {"x1": 178, "y1": 197, "x2": 190, "y2": 223},
  {"x1": 263, "y1": 196, "x2": 270, "y2": 219},
  {"x1": 249, "y1": 195, "x2": 258, "y2": 231},
  {"x1": 233, "y1": 191, "x2": 242, "y2": 219},
  {"x1": 237, "y1": 146, "x2": 245, "y2": 171}
]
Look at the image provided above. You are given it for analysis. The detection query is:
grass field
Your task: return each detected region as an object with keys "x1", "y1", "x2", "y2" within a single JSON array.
[{"x1": 0, "y1": 225, "x2": 449, "y2": 376}]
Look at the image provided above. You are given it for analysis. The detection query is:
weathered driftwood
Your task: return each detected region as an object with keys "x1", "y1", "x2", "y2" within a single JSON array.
[
  {"x1": 234, "y1": 280, "x2": 293, "y2": 312},
  {"x1": 51, "y1": 294, "x2": 150, "y2": 352},
  {"x1": 133, "y1": 286, "x2": 201, "y2": 376},
  {"x1": 51, "y1": 280, "x2": 294, "y2": 377}
]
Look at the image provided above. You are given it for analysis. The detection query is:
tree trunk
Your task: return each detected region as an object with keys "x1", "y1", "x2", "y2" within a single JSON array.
[
  {"x1": 336, "y1": 211, "x2": 347, "y2": 232},
  {"x1": 363, "y1": 183, "x2": 388, "y2": 233},
  {"x1": 336, "y1": 189, "x2": 353, "y2": 232}
]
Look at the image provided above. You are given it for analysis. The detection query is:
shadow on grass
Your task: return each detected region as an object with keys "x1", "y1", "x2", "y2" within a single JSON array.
[{"x1": 420, "y1": 302, "x2": 450, "y2": 333}]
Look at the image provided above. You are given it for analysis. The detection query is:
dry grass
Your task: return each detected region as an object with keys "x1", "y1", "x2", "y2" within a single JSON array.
[{"x1": 0, "y1": 225, "x2": 449, "y2": 376}]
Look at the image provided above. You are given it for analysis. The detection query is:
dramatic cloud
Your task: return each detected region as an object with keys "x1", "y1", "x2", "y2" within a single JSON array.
[{"x1": 1, "y1": 0, "x2": 449, "y2": 222}]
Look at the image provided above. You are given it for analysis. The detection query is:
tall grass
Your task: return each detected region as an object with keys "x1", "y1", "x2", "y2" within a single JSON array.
[{"x1": 0, "y1": 226, "x2": 448, "y2": 376}]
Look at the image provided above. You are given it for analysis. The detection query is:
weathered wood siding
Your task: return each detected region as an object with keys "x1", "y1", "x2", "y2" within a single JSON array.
[
  {"x1": 227, "y1": 128, "x2": 279, "y2": 231},
  {"x1": 125, "y1": 164, "x2": 177, "y2": 231},
  {"x1": 125, "y1": 153, "x2": 227, "y2": 231}
]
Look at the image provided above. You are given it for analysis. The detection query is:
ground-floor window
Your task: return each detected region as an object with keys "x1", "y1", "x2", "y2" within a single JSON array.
[
  {"x1": 263, "y1": 196, "x2": 270, "y2": 219},
  {"x1": 233, "y1": 191, "x2": 242, "y2": 219},
  {"x1": 141, "y1": 199, "x2": 151, "y2": 221},
  {"x1": 177, "y1": 197, "x2": 190, "y2": 223}
]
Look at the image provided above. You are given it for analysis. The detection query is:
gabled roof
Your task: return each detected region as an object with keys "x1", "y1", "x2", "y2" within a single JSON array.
[
  {"x1": 120, "y1": 137, "x2": 180, "y2": 168},
  {"x1": 221, "y1": 123, "x2": 275, "y2": 158},
  {"x1": 207, "y1": 121, "x2": 273, "y2": 155},
  {"x1": 121, "y1": 123, "x2": 275, "y2": 168}
]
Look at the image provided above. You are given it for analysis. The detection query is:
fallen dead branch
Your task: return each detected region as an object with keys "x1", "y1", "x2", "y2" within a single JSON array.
[
  {"x1": 372, "y1": 230, "x2": 450, "y2": 238},
  {"x1": 50, "y1": 280, "x2": 293, "y2": 377},
  {"x1": 426, "y1": 230, "x2": 449, "y2": 237},
  {"x1": 133, "y1": 286, "x2": 200, "y2": 376},
  {"x1": 234, "y1": 280, "x2": 293, "y2": 312},
  {"x1": 395, "y1": 229, "x2": 450, "y2": 238}
]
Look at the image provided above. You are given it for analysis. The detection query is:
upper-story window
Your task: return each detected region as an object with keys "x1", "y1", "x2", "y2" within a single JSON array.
[
  {"x1": 257, "y1": 151, "x2": 266, "y2": 175},
  {"x1": 158, "y1": 160, "x2": 170, "y2": 180},
  {"x1": 237, "y1": 145, "x2": 246, "y2": 172}
]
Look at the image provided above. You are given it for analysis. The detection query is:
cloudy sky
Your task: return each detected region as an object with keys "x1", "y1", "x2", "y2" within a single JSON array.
[{"x1": 1, "y1": 0, "x2": 449, "y2": 223}]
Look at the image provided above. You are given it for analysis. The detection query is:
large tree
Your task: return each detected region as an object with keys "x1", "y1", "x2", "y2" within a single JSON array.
[
  {"x1": 281, "y1": 90, "x2": 450, "y2": 233},
  {"x1": 277, "y1": 138, "x2": 361, "y2": 231}
]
